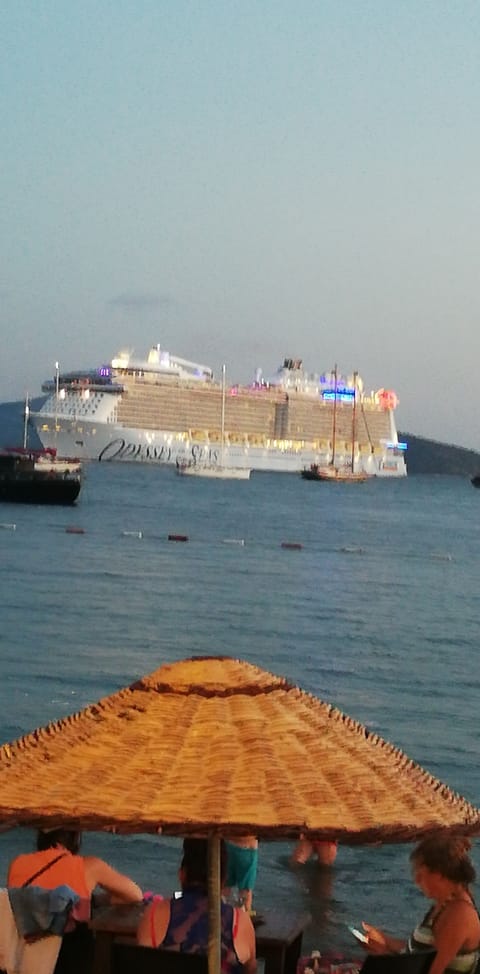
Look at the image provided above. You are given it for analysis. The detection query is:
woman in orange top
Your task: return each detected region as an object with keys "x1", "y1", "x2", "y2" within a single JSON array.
[
  {"x1": 8, "y1": 827, "x2": 143, "y2": 906},
  {"x1": 8, "y1": 828, "x2": 143, "y2": 974}
]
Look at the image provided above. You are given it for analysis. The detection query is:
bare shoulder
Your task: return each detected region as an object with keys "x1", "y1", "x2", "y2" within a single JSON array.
[
  {"x1": 445, "y1": 899, "x2": 479, "y2": 918},
  {"x1": 83, "y1": 855, "x2": 126, "y2": 875},
  {"x1": 83, "y1": 855, "x2": 110, "y2": 876},
  {"x1": 232, "y1": 908, "x2": 255, "y2": 967},
  {"x1": 237, "y1": 910, "x2": 255, "y2": 933},
  {"x1": 137, "y1": 898, "x2": 170, "y2": 947},
  {"x1": 437, "y1": 898, "x2": 480, "y2": 932},
  {"x1": 236, "y1": 908, "x2": 256, "y2": 950}
]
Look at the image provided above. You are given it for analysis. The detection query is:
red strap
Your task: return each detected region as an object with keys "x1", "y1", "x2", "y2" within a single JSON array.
[
  {"x1": 22, "y1": 852, "x2": 68, "y2": 888},
  {"x1": 150, "y1": 901, "x2": 158, "y2": 949}
]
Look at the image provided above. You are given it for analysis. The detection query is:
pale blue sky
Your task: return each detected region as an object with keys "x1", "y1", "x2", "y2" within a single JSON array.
[{"x1": 2, "y1": 0, "x2": 479, "y2": 447}]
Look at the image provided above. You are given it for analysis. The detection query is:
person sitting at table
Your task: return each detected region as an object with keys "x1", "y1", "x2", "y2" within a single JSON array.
[
  {"x1": 137, "y1": 837, "x2": 257, "y2": 973},
  {"x1": 362, "y1": 835, "x2": 480, "y2": 974},
  {"x1": 8, "y1": 827, "x2": 143, "y2": 908},
  {"x1": 8, "y1": 827, "x2": 143, "y2": 974}
]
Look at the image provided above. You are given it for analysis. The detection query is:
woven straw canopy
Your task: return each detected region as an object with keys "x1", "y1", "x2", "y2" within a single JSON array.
[{"x1": 0, "y1": 656, "x2": 478, "y2": 843}]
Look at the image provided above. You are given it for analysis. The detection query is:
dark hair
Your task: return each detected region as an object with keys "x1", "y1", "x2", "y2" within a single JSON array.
[
  {"x1": 36, "y1": 829, "x2": 82, "y2": 855},
  {"x1": 410, "y1": 835, "x2": 476, "y2": 886},
  {"x1": 181, "y1": 838, "x2": 227, "y2": 888}
]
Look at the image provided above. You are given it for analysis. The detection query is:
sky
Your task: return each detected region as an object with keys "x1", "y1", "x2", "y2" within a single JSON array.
[{"x1": 2, "y1": 0, "x2": 480, "y2": 448}]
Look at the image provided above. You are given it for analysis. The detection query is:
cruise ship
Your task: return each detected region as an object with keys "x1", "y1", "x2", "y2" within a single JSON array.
[{"x1": 31, "y1": 346, "x2": 407, "y2": 476}]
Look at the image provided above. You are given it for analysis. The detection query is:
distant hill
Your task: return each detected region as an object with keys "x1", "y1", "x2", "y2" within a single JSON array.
[
  {"x1": 0, "y1": 400, "x2": 478, "y2": 474},
  {"x1": 0, "y1": 399, "x2": 44, "y2": 450},
  {"x1": 398, "y1": 432, "x2": 480, "y2": 476}
]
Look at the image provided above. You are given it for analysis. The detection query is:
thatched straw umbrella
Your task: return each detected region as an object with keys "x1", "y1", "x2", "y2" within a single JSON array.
[{"x1": 0, "y1": 656, "x2": 478, "y2": 973}]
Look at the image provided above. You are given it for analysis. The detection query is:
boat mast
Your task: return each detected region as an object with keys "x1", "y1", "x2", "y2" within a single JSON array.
[
  {"x1": 351, "y1": 371, "x2": 358, "y2": 473},
  {"x1": 23, "y1": 394, "x2": 29, "y2": 449},
  {"x1": 220, "y1": 364, "x2": 226, "y2": 468},
  {"x1": 54, "y1": 361, "x2": 60, "y2": 444},
  {"x1": 331, "y1": 364, "x2": 338, "y2": 468}
]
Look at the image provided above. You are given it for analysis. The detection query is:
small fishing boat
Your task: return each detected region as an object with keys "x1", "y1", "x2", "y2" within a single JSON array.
[
  {"x1": 0, "y1": 395, "x2": 82, "y2": 504},
  {"x1": 0, "y1": 447, "x2": 82, "y2": 505},
  {"x1": 301, "y1": 463, "x2": 369, "y2": 483},
  {"x1": 176, "y1": 459, "x2": 250, "y2": 480}
]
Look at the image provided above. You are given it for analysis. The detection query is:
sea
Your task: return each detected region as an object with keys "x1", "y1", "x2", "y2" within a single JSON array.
[{"x1": 0, "y1": 464, "x2": 479, "y2": 956}]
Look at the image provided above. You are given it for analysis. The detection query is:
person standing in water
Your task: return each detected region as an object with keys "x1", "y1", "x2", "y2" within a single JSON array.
[
  {"x1": 224, "y1": 836, "x2": 259, "y2": 912},
  {"x1": 291, "y1": 837, "x2": 338, "y2": 867}
]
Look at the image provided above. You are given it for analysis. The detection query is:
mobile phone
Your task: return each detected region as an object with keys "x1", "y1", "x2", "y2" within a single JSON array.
[{"x1": 348, "y1": 926, "x2": 368, "y2": 944}]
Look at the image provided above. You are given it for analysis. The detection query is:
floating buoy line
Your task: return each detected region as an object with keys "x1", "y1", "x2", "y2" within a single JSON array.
[
  {"x1": 0, "y1": 526, "x2": 455, "y2": 563},
  {"x1": 0, "y1": 525, "x2": 370, "y2": 553},
  {"x1": 55, "y1": 529, "x2": 307, "y2": 549}
]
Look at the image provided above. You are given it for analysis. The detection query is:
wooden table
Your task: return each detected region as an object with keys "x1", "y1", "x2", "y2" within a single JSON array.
[
  {"x1": 253, "y1": 909, "x2": 311, "y2": 974},
  {"x1": 90, "y1": 902, "x2": 311, "y2": 974}
]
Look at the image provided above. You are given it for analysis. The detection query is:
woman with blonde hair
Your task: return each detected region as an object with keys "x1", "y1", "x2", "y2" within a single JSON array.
[{"x1": 363, "y1": 835, "x2": 480, "y2": 974}]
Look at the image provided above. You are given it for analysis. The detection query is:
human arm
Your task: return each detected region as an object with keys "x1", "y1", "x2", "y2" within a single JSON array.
[
  {"x1": 361, "y1": 923, "x2": 406, "y2": 955},
  {"x1": 84, "y1": 856, "x2": 143, "y2": 903}
]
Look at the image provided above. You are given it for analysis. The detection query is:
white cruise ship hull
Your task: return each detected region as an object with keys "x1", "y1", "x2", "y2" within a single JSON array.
[{"x1": 31, "y1": 415, "x2": 405, "y2": 476}]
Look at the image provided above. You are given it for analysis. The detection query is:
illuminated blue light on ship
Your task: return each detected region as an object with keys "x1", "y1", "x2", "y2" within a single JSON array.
[
  {"x1": 322, "y1": 388, "x2": 355, "y2": 402},
  {"x1": 98, "y1": 367, "x2": 111, "y2": 377},
  {"x1": 388, "y1": 441, "x2": 407, "y2": 451}
]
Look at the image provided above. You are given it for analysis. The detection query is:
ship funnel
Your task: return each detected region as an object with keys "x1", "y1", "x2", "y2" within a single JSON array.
[
  {"x1": 111, "y1": 349, "x2": 132, "y2": 368},
  {"x1": 147, "y1": 345, "x2": 161, "y2": 365}
]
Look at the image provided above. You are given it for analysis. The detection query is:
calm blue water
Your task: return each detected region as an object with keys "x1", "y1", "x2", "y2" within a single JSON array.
[{"x1": 0, "y1": 466, "x2": 479, "y2": 954}]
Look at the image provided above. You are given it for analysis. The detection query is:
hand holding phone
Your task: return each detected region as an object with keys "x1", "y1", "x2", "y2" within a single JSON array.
[{"x1": 348, "y1": 926, "x2": 368, "y2": 944}]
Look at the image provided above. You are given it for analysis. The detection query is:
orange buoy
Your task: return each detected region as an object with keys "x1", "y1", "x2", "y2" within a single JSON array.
[
  {"x1": 168, "y1": 534, "x2": 189, "y2": 542},
  {"x1": 281, "y1": 541, "x2": 303, "y2": 550}
]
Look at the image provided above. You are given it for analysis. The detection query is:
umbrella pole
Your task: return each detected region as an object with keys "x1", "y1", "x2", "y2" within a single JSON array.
[{"x1": 208, "y1": 833, "x2": 222, "y2": 974}]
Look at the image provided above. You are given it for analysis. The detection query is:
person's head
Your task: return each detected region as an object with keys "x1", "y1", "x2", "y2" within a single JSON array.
[
  {"x1": 36, "y1": 828, "x2": 82, "y2": 855},
  {"x1": 179, "y1": 838, "x2": 227, "y2": 889},
  {"x1": 410, "y1": 835, "x2": 475, "y2": 895}
]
